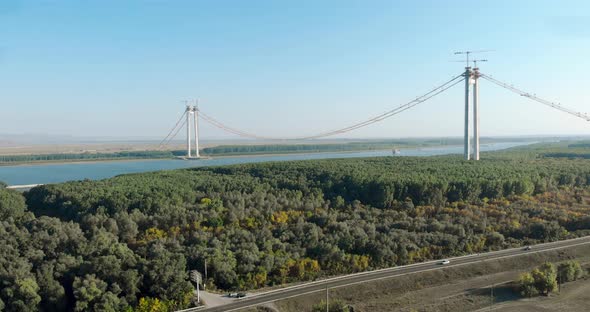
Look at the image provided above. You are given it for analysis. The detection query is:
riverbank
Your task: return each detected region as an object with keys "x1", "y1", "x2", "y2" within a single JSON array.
[
  {"x1": 0, "y1": 142, "x2": 534, "y2": 186},
  {"x1": 0, "y1": 156, "x2": 171, "y2": 167},
  {"x1": 0, "y1": 137, "x2": 548, "y2": 166},
  {"x1": 0, "y1": 146, "x2": 428, "y2": 167}
]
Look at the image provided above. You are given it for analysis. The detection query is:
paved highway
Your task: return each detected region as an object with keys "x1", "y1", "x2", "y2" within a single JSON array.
[{"x1": 192, "y1": 236, "x2": 590, "y2": 312}]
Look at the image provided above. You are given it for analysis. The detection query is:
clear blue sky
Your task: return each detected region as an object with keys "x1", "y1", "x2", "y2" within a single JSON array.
[{"x1": 1, "y1": 0, "x2": 589, "y2": 140}]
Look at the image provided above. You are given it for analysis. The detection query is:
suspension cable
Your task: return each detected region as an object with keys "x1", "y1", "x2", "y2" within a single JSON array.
[
  {"x1": 198, "y1": 111, "x2": 279, "y2": 140},
  {"x1": 161, "y1": 118, "x2": 187, "y2": 148},
  {"x1": 196, "y1": 72, "x2": 465, "y2": 140},
  {"x1": 299, "y1": 74, "x2": 464, "y2": 139},
  {"x1": 159, "y1": 111, "x2": 187, "y2": 148},
  {"x1": 480, "y1": 73, "x2": 590, "y2": 122}
]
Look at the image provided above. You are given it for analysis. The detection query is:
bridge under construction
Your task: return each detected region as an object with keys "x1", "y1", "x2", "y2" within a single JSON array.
[{"x1": 159, "y1": 64, "x2": 590, "y2": 161}]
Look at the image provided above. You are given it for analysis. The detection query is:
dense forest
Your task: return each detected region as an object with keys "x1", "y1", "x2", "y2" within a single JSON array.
[
  {"x1": 200, "y1": 142, "x2": 406, "y2": 155},
  {"x1": 500, "y1": 140, "x2": 590, "y2": 160},
  {"x1": 198, "y1": 138, "x2": 478, "y2": 155},
  {"x1": 2, "y1": 146, "x2": 590, "y2": 310}
]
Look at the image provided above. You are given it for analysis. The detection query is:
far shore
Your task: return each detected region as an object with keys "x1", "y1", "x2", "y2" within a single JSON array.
[
  {"x1": 1, "y1": 141, "x2": 538, "y2": 169},
  {"x1": 0, "y1": 147, "x2": 412, "y2": 168}
]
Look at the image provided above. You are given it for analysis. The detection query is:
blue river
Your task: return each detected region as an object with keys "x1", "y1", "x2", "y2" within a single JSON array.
[{"x1": 0, "y1": 142, "x2": 527, "y2": 186}]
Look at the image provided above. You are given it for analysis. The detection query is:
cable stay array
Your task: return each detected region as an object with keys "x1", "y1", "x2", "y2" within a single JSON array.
[
  {"x1": 480, "y1": 73, "x2": 590, "y2": 122},
  {"x1": 194, "y1": 72, "x2": 465, "y2": 141}
]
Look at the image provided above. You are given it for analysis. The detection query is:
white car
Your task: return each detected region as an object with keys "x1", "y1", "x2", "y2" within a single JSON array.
[{"x1": 439, "y1": 259, "x2": 451, "y2": 265}]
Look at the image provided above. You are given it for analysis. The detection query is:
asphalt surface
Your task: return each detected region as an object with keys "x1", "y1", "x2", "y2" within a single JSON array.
[{"x1": 192, "y1": 236, "x2": 590, "y2": 312}]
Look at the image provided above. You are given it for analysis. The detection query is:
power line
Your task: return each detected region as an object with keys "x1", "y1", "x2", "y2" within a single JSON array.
[{"x1": 480, "y1": 73, "x2": 590, "y2": 122}]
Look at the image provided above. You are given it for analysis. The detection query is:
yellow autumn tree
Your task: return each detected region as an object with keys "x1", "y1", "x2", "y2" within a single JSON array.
[
  {"x1": 141, "y1": 227, "x2": 167, "y2": 242},
  {"x1": 135, "y1": 297, "x2": 169, "y2": 312}
]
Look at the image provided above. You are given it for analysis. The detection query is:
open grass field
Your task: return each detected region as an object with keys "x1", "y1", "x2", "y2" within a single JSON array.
[{"x1": 483, "y1": 277, "x2": 590, "y2": 312}]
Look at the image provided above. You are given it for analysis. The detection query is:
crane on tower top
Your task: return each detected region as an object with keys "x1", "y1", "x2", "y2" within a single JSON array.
[
  {"x1": 450, "y1": 59, "x2": 488, "y2": 71},
  {"x1": 471, "y1": 59, "x2": 487, "y2": 68},
  {"x1": 454, "y1": 50, "x2": 493, "y2": 67}
]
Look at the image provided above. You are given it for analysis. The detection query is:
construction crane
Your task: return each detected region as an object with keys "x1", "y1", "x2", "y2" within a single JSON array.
[
  {"x1": 450, "y1": 59, "x2": 488, "y2": 68},
  {"x1": 471, "y1": 59, "x2": 487, "y2": 68},
  {"x1": 454, "y1": 50, "x2": 493, "y2": 67}
]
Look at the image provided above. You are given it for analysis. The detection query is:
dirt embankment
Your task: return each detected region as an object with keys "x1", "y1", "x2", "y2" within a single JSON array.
[
  {"x1": 486, "y1": 275, "x2": 590, "y2": 312},
  {"x1": 242, "y1": 243, "x2": 590, "y2": 312}
]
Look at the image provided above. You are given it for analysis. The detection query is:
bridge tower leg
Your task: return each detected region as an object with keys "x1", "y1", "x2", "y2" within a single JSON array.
[
  {"x1": 186, "y1": 105, "x2": 192, "y2": 158},
  {"x1": 193, "y1": 104, "x2": 200, "y2": 158},
  {"x1": 473, "y1": 68, "x2": 480, "y2": 160},
  {"x1": 464, "y1": 67, "x2": 472, "y2": 160}
]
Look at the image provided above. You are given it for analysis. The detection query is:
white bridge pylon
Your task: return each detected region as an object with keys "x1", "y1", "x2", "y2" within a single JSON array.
[
  {"x1": 463, "y1": 66, "x2": 482, "y2": 161},
  {"x1": 185, "y1": 104, "x2": 200, "y2": 158}
]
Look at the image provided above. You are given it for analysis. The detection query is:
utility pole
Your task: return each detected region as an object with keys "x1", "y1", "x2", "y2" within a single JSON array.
[
  {"x1": 189, "y1": 270, "x2": 201, "y2": 304},
  {"x1": 326, "y1": 286, "x2": 329, "y2": 312},
  {"x1": 490, "y1": 283, "x2": 494, "y2": 310},
  {"x1": 197, "y1": 275, "x2": 200, "y2": 304}
]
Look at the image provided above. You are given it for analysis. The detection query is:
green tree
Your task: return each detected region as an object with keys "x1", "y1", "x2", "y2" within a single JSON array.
[
  {"x1": 11, "y1": 278, "x2": 42, "y2": 312},
  {"x1": 0, "y1": 188, "x2": 27, "y2": 220},
  {"x1": 557, "y1": 260, "x2": 584, "y2": 283},
  {"x1": 532, "y1": 263, "x2": 557, "y2": 295},
  {"x1": 485, "y1": 232, "x2": 505, "y2": 249},
  {"x1": 73, "y1": 274, "x2": 122, "y2": 311},
  {"x1": 35, "y1": 264, "x2": 67, "y2": 311},
  {"x1": 518, "y1": 272, "x2": 537, "y2": 297},
  {"x1": 141, "y1": 243, "x2": 193, "y2": 307}
]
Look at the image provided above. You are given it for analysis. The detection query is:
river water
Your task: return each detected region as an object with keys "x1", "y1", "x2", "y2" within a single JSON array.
[{"x1": 0, "y1": 142, "x2": 527, "y2": 186}]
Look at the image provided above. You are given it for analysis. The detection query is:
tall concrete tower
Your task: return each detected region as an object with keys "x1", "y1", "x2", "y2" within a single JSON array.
[
  {"x1": 193, "y1": 105, "x2": 200, "y2": 158},
  {"x1": 186, "y1": 105, "x2": 193, "y2": 158},
  {"x1": 472, "y1": 67, "x2": 480, "y2": 160},
  {"x1": 455, "y1": 50, "x2": 490, "y2": 161},
  {"x1": 464, "y1": 67, "x2": 472, "y2": 160},
  {"x1": 183, "y1": 103, "x2": 200, "y2": 159}
]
